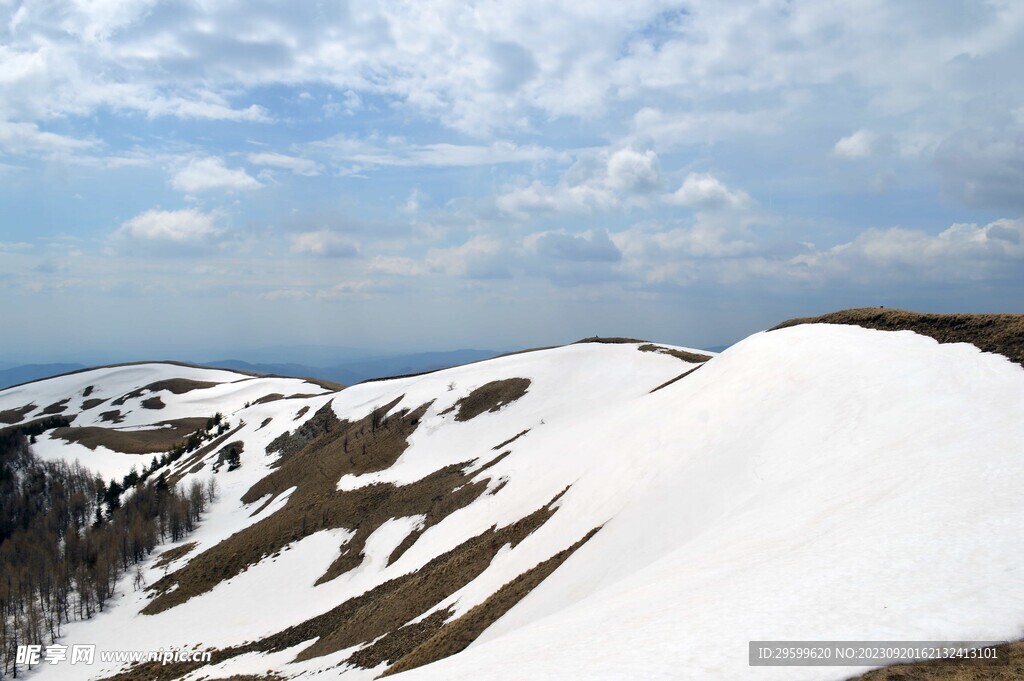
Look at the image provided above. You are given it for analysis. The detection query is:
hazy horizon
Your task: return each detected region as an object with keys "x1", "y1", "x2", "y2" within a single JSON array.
[{"x1": 2, "y1": 2, "x2": 1022, "y2": 361}]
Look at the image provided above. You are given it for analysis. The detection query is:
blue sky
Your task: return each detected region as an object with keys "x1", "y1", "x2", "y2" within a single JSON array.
[{"x1": 1, "y1": 1, "x2": 1022, "y2": 362}]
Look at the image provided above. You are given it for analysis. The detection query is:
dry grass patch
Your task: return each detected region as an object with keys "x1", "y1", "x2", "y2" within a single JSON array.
[
  {"x1": 146, "y1": 378, "x2": 219, "y2": 394},
  {"x1": 0, "y1": 404, "x2": 35, "y2": 425},
  {"x1": 451, "y1": 378, "x2": 531, "y2": 422},
  {"x1": 638, "y1": 343, "x2": 713, "y2": 363},
  {"x1": 51, "y1": 417, "x2": 209, "y2": 455},
  {"x1": 167, "y1": 424, "x2": 246, "y2": 486},
  {"x1": 232, "y1": 489, "x2": 568, "y2": 667},
  {"x1": 304, "y1": 377, "x2": 344, "y2": 391},
  {"x1": 773, "y1": 308, "x2": 1024, "y2": 368},
  {"x1": 41, "y1": 398, "x2": 70, "y2": 415},
  {"x1": 144, "y1": 397, "x2": 500, "y2": 614},
  {"x1": 265, "y1": 402, "x2": 339, "y2": 464},
  {"x1": 287, "y1": 392, "x2": 326, "y2": 400},
  {"x1": 141, "y1": 396, "x2": 165, "y2": 410},
  {"x1": 153, "y1": 542, "x2": 197, "y2": 571},
  {"x1": 99, "y1": 409, "x2": 125, "y2": 424},
  {"x1": 848, "y1": 641, "x2": 1022, "y2": 680},
  {"x1": 493, "y1": 429, "x2": 530, "y2": 450},
  {"x1": 574, "y1": 336, "x2": 649, "y2": 344},
  {"x1": 381, "y1": 525, "x2": 601, "y2": 676},
  {"x1": 251, "y1": 393, "x2": 284, "y2": 405},
  {"x1": 81, "y1": 398, "x2": 106, "y2": 410},
  {"x1": 146, "y1": 493, "x2": 571, "y2": 677},
  {"x1": 650, "y1": 364, "x2": 705, "y2": 393},
  {"x1": 111, "y1": 378, "x2": 220, "y2": 406}
]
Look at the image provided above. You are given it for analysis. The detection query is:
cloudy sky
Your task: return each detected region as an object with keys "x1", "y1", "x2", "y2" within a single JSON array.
[{"x1": 1, "y1": 1, "x2": 1022, "y2": 361}]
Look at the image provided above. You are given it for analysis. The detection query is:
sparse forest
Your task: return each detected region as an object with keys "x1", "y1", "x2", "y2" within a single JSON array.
[{"x1": 0, "y1": 422, "x2": 217, "y2": 678}]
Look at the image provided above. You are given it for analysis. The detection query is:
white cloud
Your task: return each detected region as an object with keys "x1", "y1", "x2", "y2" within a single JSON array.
[
  {"x1": 605, "y1": 148, "x2": 660, "y2": 193},
  {"x1": 528, "y1": 229, "x2": 622, "y2": 262},
  {"x1": 497, "y1": 180, "x2": 617, "y2": 217},
  {"x1": 368, "y1": 255, "x2": 427, "y2": 276},
  {"x1": 115, "y1": 209, "x2": 221, "y2": 242},
  {"x1": 170, "y1": 157, "x2": 262, "y2": 193},
  {"x1": 497, "y1": 147, "x2": 664, "y2": 217},
  {"x1": 315, "y1": 136, "x2": 560, "y2": 168},
  {"x1": 834, "y1": 129, "x2": 879, "y2": 159},
  {"x1": 402, "y1": 189, "x2": 423, "y2": 214},
  {"x1": 0, "y1": 120, "x2": 95, "y2": 157},
  {"x1": 0, "y1": 241, "x2": 33, "y2": 251},
  {"x1": 290, "y1": 230, "x2": 359, "y2": 258},
  {"x1": 426, "y1": 235, "x2": 512, "y2": 279},
  {"x1": 665, "y1": 173, "x2": 752, "y2": 210},
  {"x1": 247, "y1": 152, "x2": 322, "y2": 176},
  {"x1": 796, "y1": 218, "x2": 1024, "y2": 280}
]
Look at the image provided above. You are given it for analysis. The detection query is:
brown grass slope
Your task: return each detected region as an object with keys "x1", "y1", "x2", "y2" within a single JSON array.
[
  {"x1": 107, "y1": 492, "x2": 582, "y2": 681},
  {"x1": 0, "y1": 404, "x2": 35, "y2": 425},
  {"x1": 152, "y1": 542, "x2": 197, "y2": 571},
  {"x1": 637, "y1": 343, "x2": 713, "y2": 364},
  {"x1": 451, "y1": 378, "x2": 531, "y2": 422},
  {"x1": 650, "y1": 364, "x2": 704, "y2": 393},
  {"x1": 141, "y1": 396, "x2": 165, "y2": 409},
  {"x1": 773, "y1": 308, "x2": 1024, "y2": 368},
  {"x1": 381, "y1": 525, "x2": 601, "y2": 676},
  {"x1": 166, "y1": 425, "x2": 246, "y2": 486},
  {"x1": 143, "y1": 397, "x2": 501, "y2": 614},
  {"x1": 41, "y1": 398, "x2": 71, "y2": 414},
  {"x1": 112, "y1": 378, "x2": 219, "y2": 406},
  {"x1": 51, "y1": 417, "x2": 208, "y2": 454},
  {"x1": 574, "y1": 336, "x2": 649, "y2": 344}
]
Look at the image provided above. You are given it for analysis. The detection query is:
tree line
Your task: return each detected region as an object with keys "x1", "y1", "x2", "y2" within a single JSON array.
[{"x1": 0, "y1": 423, "x2": 217, "y2": 678}]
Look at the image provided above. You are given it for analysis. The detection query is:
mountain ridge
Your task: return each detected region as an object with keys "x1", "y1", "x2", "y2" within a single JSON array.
[{"x1": 1, "y1": 310, "x2": 1021, "y2": 681}]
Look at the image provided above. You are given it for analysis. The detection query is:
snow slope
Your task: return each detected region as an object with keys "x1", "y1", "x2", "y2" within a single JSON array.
[
  {"x1": 0, "y1": 362, "x2": 329, "y2": 480},
  {"x1": 7, "y1": 327, "x2": 1023, "y2": 681},
  {"x1": 394, "y1": 326, "x2": 1024, "y2": 680}
]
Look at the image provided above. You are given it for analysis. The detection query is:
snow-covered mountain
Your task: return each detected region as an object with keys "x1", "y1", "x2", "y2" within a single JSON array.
[{"x1": 2, "y1": 311, "x2": 1022, "y2": 681}]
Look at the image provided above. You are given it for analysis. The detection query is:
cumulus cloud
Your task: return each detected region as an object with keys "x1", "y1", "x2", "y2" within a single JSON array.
[
  {"x1": 497, "y1": 180, "x2": 617, "y2": 217},
  {"x1": 834, "y1": 130, "x2": 879, "y2": 159},
  {"x1": 368, "y1": 255, "x2": 428, "y2": 276},
  {"x1": 115, "y1": 209, "x2": 221, "y2": 242},
  {"x1": 530, "y1": 229, "x2": 622, "y2": 262},
  {"x1": 427, "y1": 236, "x2": 512, "y2": 279},
  {"x1": 523, "y1": 229, "x2": 624, "y2": 286},
  {"x1": 290, "y1": 230, "x2": 359, "y2": 258},
  {"x1": 605, "y1": 148, "x2": 660, "y2": 193},
  {"x1": 170, "y1": 157, "x2": 261, "y2": 193},
  {"x1": 794, "y1": 219, "x2": 1024, "y2": 281},
  {"x1": 0, "y1": 120, "x2": 95, "y2": 157},
  {"x1": 497, "y1": 148, "x2": 664, "y2": 217},
  {"x1": 611, "y1": 217, "x2": 1024, "y2": 291},
  {"x1": 665, "y1": 173, "x2": 752, "y2": 210}
]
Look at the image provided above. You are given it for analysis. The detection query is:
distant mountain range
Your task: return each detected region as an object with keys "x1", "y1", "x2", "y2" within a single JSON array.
[
  {"x1": 0, "y1": 363, "x2": 88, "y2": 389},
  {"x1": 0, "y1": 350, "x2": 501, "y2": 390}
]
